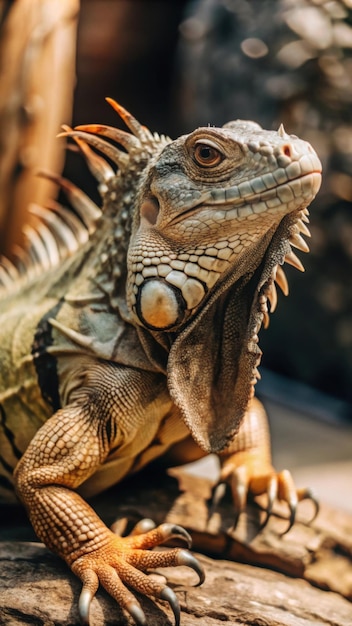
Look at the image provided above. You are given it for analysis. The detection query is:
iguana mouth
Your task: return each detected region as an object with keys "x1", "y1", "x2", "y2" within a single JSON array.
[{"x1": 168, "y1": 171, "x2": 321, "y2": 226}]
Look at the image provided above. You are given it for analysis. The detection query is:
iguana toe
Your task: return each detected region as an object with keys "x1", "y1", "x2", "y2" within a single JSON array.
[
  {"x1": 208, "y1": 463, "x2": 319, "y2": 534},
  {"x1": 160, "y1": 587, "x2": 181, "y2": 626}
]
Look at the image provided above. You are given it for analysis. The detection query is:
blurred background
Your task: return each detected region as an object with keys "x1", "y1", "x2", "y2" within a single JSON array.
[{"x1": 0, "y1": 0, "x2": 351, "y2": 510}]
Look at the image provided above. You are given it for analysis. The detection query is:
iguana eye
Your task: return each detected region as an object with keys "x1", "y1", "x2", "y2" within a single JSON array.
[{"x1": 193, "y1": 142, "x2": 223, "y2": 167}]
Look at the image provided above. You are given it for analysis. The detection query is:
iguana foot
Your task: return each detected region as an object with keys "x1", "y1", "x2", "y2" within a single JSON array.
[
  {"x1": 208, "y1": 456, "x2": 319, "y2": 534},
  {"x1": 71, "y1": 523, "x2": 204, "y2": 626}
]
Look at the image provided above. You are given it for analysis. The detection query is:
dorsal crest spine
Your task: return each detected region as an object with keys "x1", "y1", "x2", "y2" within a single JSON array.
[{"x1": 0, "y1": 98, "x2": 170, "y2": 295}]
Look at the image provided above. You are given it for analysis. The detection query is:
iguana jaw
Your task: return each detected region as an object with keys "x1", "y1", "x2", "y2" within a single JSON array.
[{"x1": 161, "y1": 171, "x2": 321, "y2": 227}]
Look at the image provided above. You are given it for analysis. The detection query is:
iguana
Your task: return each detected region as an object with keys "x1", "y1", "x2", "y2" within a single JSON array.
[{"x1": 0, "y1": 99, "x2": 322, "y2": 625}]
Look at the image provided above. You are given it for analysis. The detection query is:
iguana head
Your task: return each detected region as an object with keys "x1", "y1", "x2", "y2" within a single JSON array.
[
  {"x1": 127, "y1": 121, "x2": 321, "y2": 329},
  {"x1": 125, "y1": 118, "x2": 321, "y2": 452}
]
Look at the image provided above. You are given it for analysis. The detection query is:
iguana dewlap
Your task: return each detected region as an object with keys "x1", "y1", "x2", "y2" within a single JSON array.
[{"x1": 0, "y1": 99, "x2": 321, "y2": 625}]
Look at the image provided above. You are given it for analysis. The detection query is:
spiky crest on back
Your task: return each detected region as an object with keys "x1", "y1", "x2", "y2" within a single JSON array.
[{"x1": 0, "y1": 98, "x2": 170, "y2": 297}]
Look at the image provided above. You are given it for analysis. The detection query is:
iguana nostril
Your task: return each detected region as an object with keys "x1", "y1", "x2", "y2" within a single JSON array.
[{"x1": 282, "y1": 145, "x2": 292, "y2": 158}]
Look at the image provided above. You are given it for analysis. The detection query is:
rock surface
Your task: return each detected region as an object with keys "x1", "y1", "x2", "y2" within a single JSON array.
[{"x1": 1, "y1": 468, "x2": 351, "y2": 625}]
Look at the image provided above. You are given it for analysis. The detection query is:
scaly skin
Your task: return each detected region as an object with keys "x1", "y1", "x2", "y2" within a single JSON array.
[{"x1": 0, "y1": 100, "x2": 321, "y2": 625}]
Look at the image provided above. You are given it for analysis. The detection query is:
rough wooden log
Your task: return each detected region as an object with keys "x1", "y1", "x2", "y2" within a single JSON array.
[
  {"x1": 1, "y1": 467, "x2": 351, "y2": 625},
  {"x1": 0, "y1": 0, "x2": 79, "y2": 255}
]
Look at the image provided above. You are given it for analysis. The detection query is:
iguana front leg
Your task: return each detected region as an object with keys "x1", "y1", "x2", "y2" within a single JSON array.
[
  {"x1": 14, "y1": 364, "x2": 204, "y2": 626},
  {"x1": 210, "y1": 397, "x2": 319, "y2": 532}
]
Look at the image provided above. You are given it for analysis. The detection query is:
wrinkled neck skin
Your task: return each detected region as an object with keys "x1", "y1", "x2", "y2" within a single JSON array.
[{"x1": 135, "y1": 213, "x2": 295, "y2": 454}]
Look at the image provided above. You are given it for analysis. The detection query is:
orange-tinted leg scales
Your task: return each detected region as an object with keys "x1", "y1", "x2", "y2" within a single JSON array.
[
  {"x1": 71, "y1": 523, "x2": 204, "y2": 626},
  {"x1": 208, "y1": 398, "x2": 319, "y2": 533},
  {"x1": 13, "y1": 390, "x2": 205, "y2": 626}
]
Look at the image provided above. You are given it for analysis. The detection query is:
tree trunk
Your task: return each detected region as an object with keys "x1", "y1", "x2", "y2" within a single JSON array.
[{"x1": 0, "y1": 0, "x2": 79, "y2": 255}]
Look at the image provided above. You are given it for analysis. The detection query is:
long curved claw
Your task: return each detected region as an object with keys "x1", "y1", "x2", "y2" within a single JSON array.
[
  {"x1": 280, "y1": 500, "x2": 297, "y2": 536},
  {"x1": 262, "y1": 481, "x2": 319, "y2": 535},
  {"x1": 207, "y1": 481, "x2": 227, "y2": 521},
  {"x1": 277, "y1": 469, "x2": 298, "y2": 535},
  {"x1": 158, "y1": 523, "x2": 193, "y2": 549},
  {"x1": 297, "y1": 487, "x2": 320, "y2": 523},
  {"x1": 207, "y1": 480, "x2": 245, "y2": 529},
  {"x1": 260, "y1": 475, "x2": 278, "y2": 530},
  {"x1": 176, "y1": 549, "x2": 205, "y2": 586},
  {"x1": 208, "y1": 463, "x2": 249, "y2": 528},
  {"x1": 126, "y1": 602, "x2": 147, "y2": 626},
  {"x1": 230, "y1": 466, "x2": 248, "y2": 521},
  {"x1": 160, "y1": 587, "x2": 181, "y2": 626},
  {"x1": 78, "y1": 587, "x2": 93, "y2": 625},
  {"x1": 78, "y1": 571, "x2": 99, "y2": 626}
]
